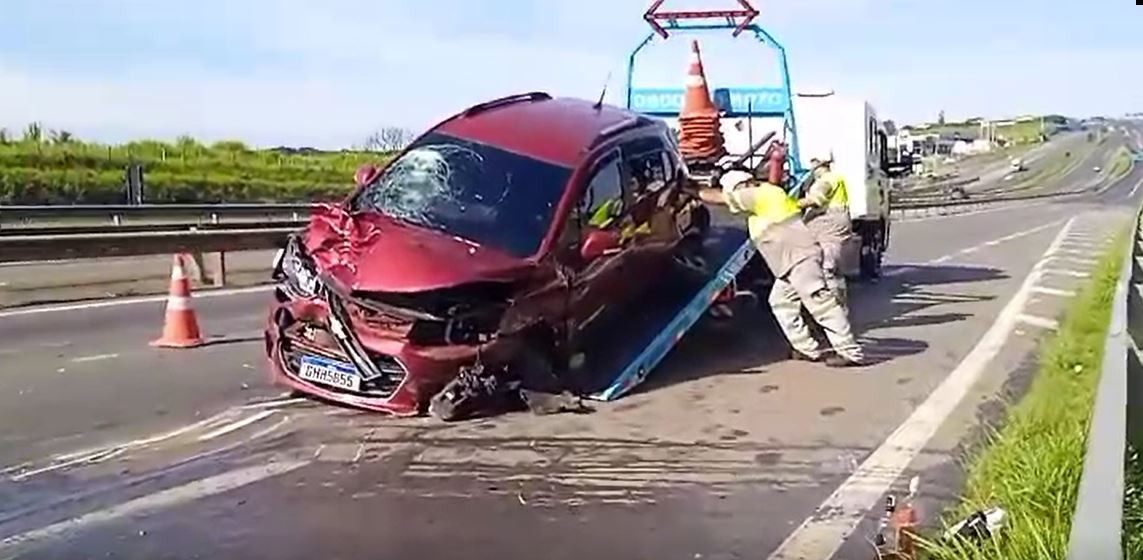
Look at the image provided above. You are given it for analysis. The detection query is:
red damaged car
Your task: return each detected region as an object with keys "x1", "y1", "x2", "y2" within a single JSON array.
[{"x1": 264, "y1": 92, "x2": 711, "y2": 420}]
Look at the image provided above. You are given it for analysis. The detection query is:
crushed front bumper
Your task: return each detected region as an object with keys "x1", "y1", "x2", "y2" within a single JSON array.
[{"x1": 264, "y1": 287, "x2": 502, "y2": 416}]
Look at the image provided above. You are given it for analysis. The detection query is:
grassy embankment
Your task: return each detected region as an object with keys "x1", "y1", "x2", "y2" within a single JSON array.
[
  {"x1": 0, "y1": 132, "x2": 395, "y2": 205},
  {"x1": 1108, "y1": 147, "x2": 1136, "y2": 182},
  {"x1": 919, "y1": 229, "x2": 1131, "y2": 559}
]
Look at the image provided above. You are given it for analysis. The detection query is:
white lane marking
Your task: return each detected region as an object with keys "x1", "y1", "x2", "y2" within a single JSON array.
[
  {"x1": 237, "y1": 397, "x2": 310, "y2": 410},
  {"x1": 1032, "y1": 286, "x2": 1077, "y2": 297},
  {"x1": 893, "y1": 201, "x2": 1050, "y2": 223},
  {"x1": 1017, "y1": 313, "x2": 1060, "y2": 330},
  {"x1": 1129, "y1": 180, "x2": 1141, "y2": 199},
  {"x1": 0, "y1": 285, "x2": 274, "y2": 318},
  {"x1": 0, "y1": 459, "x2": 309, "y2": 552},
  {"x1": 69, "y1": 353, "x2": 119, "y2": 363},
  {"x1": 1042, "y1": 268, "x2": 1091, "y2": 278},
  {"x1": 883, "y1": 219, "x2": 1064, "y2": 278},
  {"x1": 4, "y1": 409, "x2": 240, "y2": 481},
  {"x1": 9, "y1": 448, "x2": 127, "y2": 482},
  {"x1": 1049, "y1": 247, "x2": 1097, "y2": 257},
  {"x1": 196, "y1": 410, "x2": 276, "y2": 442},
  {"x1": 766, "y1": 217, "x2": 1075, "y2": 560},
  {"x1": 1045, "y1": 254, "x2": 1098, "y2": 266}
]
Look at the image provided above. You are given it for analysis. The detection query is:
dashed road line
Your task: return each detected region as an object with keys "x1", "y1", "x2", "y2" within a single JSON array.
[
  {"x1": 766, "y1": 217, "x2": 1076, "y2": 560},
  {"x1": 883, "y1": 219, "x2": 1064, "y2": 279},
  {"x1": 1031, "y1": 286, "x2": 1077, "y2": 298},
  {"x1": 1017, "y1": 313, "x2": 1060, "y2": 330},
  {"x1": 69, "y1": 353, "x2": 119, "y2": 363},
  {"x1": 0, "y1": 285, "x2": 275, "y2": 318},
  {"x1": 0, "y1": 458, "x2": 310, "y2": 553},
  {"x1": 196, "y1": 410, "x2": 276, "y2": 442},
  {"x1": 237, "y1": 397, "x2": 310, "y2": 410},
  {"x1": 1042, "y1": 268, "x2": 1091, "y2": 279},
  {"x1": 1044, "y1": 254, "x2": 1098, "y2": 266}
]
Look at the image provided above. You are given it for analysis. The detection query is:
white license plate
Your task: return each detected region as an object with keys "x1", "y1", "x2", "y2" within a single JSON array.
[{"x1": 297, "y1": 355, "x2": 360, "y2": 392}]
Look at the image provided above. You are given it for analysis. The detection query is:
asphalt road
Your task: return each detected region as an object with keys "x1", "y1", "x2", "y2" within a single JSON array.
[{"x1": 0, "y1": 126, "x2": 1141, "y2": 560}]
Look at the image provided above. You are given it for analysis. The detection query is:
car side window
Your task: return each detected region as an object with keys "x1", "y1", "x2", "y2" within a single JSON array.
[
  {"x1": 620, "y1": 136, "x2": 670, "y2": 196},
  {"x1": 580, "y1": 150, "x2": 624, "y2": 230}
]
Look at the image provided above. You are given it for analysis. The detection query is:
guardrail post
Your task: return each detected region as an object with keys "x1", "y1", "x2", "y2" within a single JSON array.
[{"x1": 188, "y1": 251, "x2": 228, "y2": 287}]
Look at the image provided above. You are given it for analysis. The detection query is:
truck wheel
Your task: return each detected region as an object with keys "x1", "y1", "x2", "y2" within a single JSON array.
[{"x1": 859, "y1": 228, "x2": 884, "y2": 280}]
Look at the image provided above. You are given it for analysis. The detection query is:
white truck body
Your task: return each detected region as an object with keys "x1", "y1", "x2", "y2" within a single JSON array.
[
  {"x1": 660, "y1": 94, "x2": 890, "y2": 223},
  {"x1": 658, "y1": 92, "x2": 893, "y2": 277}
]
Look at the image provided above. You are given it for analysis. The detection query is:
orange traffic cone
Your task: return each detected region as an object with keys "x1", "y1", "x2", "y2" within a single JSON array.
[
  {"x1": 681, "y1": 39, "x2": 719, "y2": 118},
  {"x1": 151, "y1": 254, "x2": 206, "y2": 348},
  {"x1": 677, "y1": 40, "x2": 726, "y2": 162}
]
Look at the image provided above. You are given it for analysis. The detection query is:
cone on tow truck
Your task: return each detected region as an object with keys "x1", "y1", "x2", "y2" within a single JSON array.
[
  {"x1": 151, "y1": 253, "x2": 205, "y2": 348},
  {"x1": 677, "y1": 39, "x2": 727, "y2": 163}
]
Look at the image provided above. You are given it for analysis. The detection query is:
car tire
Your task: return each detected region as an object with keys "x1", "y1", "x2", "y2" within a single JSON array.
[{"x1": 684, "y1": 203, "x2": 711, "y2": 239}]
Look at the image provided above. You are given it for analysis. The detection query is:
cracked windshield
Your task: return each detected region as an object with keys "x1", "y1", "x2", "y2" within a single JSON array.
[
  {"x1": 1, "y1": 0, "x2": 1140, "y2": 559},
  {"x1": 353, "y1": 131, "x2": 570, "y2": 258}
]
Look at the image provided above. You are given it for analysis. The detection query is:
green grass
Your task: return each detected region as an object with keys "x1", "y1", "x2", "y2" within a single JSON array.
[
  {"x1": 1108, "y1": 147, "x2": 1135, "y2": 182},
  {"x1": 0, "y1": 133, "x2": 395, "y2": 204},
  {"x1": 918, "y1": 231, "x2": 1128, "y2": 560}
]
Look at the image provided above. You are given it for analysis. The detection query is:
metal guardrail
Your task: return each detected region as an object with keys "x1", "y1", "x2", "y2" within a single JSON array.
[
  {"x1": 0, "y1": 203, "x2": 314, "y2": 228},
  {"x1": 0, "y1": 225, "x2": 298, "y2": 263},
  {"x1": 1066, "y1": 202, "x2": 1140, "y2": 560}
]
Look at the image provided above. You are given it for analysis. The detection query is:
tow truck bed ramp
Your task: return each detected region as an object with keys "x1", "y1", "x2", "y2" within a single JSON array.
[{"x1": 584, "y1": 208, "x2": 754, "y2": 401}]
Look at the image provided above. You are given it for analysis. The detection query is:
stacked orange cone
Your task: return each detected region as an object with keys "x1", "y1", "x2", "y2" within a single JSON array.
[
  {"x1": 677, "y1": 39, "x2": 727, "y2": 163},
  {"x1": 151, "y1": 254, "x2": 205, "y2": 348}
]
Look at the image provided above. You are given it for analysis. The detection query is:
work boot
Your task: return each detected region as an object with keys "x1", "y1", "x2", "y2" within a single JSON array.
[
  {"x1": 824, "y1": 353, "x2": 863, "y2": 368},
  {"x1": 789, "y1": 349, "x2": 821, "y2": 362}
]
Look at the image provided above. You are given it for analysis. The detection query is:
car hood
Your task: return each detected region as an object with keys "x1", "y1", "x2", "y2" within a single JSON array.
[{"x1": 302, "y1": 203, "x2": 533, "y2": 293}]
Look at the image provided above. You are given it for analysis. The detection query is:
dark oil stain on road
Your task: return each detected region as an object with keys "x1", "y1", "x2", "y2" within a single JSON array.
[
  {"x1": 819, "y1": 406, "x2": 845, "y2": 417},
  {"x1": 754, "y1": 452, "x2": 782, "y2": 465},
  {"x1": 759, "y1": 384, "x2": 779, "y2": 394}
]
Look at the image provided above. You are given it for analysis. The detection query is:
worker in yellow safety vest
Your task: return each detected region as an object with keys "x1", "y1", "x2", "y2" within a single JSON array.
[
  {"x1": 697, "y1": 170, "x2": 864, "y2": 366},
  {"x1": 587, "y1": 196, "x2": 651, "y2": 242},
  {"x1": 798, "y1": 156, "x2": 856, "y2": 310}
]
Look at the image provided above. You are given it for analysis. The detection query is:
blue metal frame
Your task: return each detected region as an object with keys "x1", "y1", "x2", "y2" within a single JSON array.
[
  {"x1": 590, "y1": 10, "x2": 805, "y2": 402},
  {"x1": 623, "y1": 20, "x2": 807, "y2": 185},
  {"x1": 589, "y1": 237, "x2": 757, "y2": 401}
]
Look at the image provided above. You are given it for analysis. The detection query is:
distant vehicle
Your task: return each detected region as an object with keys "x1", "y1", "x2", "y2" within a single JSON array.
[
  {"x1": 1094, "y1": 166, "x2": 1102, "y2": 172},
  {"x1": 1010, "y1": 158, "x2": 1027, "y2": 172}
]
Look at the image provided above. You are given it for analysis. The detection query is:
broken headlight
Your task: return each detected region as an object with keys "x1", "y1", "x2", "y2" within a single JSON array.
[
  {"x1": 407, "y1": 311, "x2": 501, "y2": 346},
  {"x1": 276, "y1": 236, "x2": 322, "y2": 299}
]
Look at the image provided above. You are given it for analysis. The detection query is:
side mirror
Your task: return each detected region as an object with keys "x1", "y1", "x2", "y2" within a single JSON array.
[{"x1": 580, "y1": 229, "x2": 621, "y2": 261}]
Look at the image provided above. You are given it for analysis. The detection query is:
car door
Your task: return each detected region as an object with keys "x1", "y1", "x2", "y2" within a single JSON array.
[
  {"x1": 557, "y1": 149, "x2": 633, "y2": 335},
  {"x1": 616, "y1": 134, "x2": 681, "y2": 293}
]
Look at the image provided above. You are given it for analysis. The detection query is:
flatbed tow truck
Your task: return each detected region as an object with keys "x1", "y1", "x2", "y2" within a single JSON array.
[{"x1": 583, "y1": 1, "x2": 815, "y2": 403}]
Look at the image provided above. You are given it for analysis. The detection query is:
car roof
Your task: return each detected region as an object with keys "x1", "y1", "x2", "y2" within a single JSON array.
[{"x1": 434, "y1": 94, "x2": 654, "y2": 167}]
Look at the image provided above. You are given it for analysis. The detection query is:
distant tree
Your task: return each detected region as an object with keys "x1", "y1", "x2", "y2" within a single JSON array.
[
  {"x1": 23, "y1": 122, "x2": 43, "y2": 143},
  {"x1": 211, "y1": 140, "x2": 250, "y2": 152},
  {"x1": 937, "y1": 110, "x2": 946, "y2": 126},
  {"x1": 363, "y1": 126, "x2": 416, "y2": 152},
  {"x1": 883, "y1": 120, "x2": 898, "y2": 135},
  {"x1": 49, "y1": 129, "x2": 74, "y2": 145},
  {"x1": 0, "y1": 128, "x2": 9, "y2": 144}
]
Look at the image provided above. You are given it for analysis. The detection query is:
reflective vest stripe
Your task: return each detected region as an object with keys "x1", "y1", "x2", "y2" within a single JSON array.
[
  {"x1": 823, "y1": 172, "x2": 849, "y2": 209},
  {"x1": 742, "y1": 184, "x2": 801, "y2": 240}
]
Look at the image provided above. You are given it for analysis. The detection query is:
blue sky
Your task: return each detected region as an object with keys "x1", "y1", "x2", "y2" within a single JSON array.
[{"x1": 1, "y1": 0, "x2": 1139, "y2": 148}]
